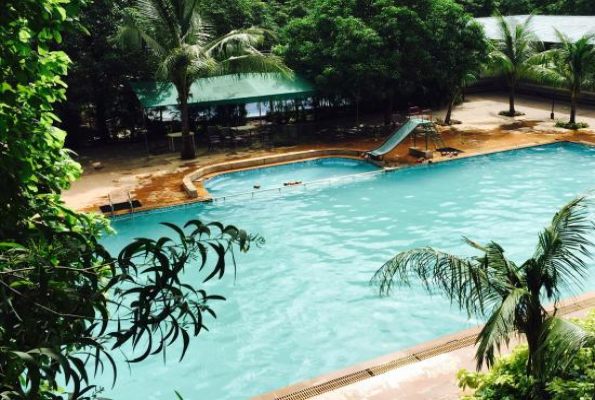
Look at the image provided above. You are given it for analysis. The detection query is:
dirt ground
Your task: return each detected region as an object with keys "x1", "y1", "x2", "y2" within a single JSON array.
[{"x1": 63, "y1": 92, "x2": 595, "y2": 213}]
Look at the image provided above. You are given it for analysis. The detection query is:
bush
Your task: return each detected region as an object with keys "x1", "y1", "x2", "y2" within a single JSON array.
[
  {"x1": 458, "y1": 311, "x2": 595, "y2": 400},
  {"x1": 555, "y1": 120, "x2": 589, "y2": 130},
  {"x1": 498, "y1": 110, "x2": 525, "y2": 117}
]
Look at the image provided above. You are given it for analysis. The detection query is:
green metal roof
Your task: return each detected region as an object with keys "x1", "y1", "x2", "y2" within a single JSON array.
[
  {"x1": 130, "y1": 73, "x2": 315, "y2": 109},
  {"x1": 476, "y1": 15, "x2": 595, "y2": 44}
]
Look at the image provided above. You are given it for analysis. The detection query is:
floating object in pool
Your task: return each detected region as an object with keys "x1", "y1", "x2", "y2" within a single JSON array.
[
  {"x1": 283, "y1": 181, "x2": 302, "y2": 186},
  {"x1": 254, "y1": 184, "x2": 261, "y2": 189}
]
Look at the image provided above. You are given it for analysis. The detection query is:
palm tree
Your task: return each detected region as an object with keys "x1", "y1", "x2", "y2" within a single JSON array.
[
  {"x1": 372, "y1": 195, "x2": 594, "y2": 384},
  {"x1": 533, "y1": 32, "x2": 595, "y2": 126},
  {"x1": 488, "y1": 15, "x2": 542, "y2": 116},
  {"x1": 118, "y1": 0, "x2": 291, "y2": 159}
]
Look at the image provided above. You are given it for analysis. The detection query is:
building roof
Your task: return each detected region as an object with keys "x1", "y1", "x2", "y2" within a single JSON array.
[
  {"x1": 130, "y1": 73, "x2": 315, "y2": 109},
  {"x1": 476, "y1": 15, "x2": 595, "y2": 43}
]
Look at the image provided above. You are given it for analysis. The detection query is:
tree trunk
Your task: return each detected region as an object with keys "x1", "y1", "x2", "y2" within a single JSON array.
[
  {"x1": 525, "y1": 298, "x2": 549, "y2": 399},
  {"x1": 444, "y1": 91, "x2": 457, "y2": 125},
  {"x1": 509, "y1": 86, "x2": 516, "y2": 116},
  {"x1": 570, "y1": 90, "x2": 577, "y2": 124},
  {"x1": 179, "y1": 87, "x2": 196, "y2": 160}
]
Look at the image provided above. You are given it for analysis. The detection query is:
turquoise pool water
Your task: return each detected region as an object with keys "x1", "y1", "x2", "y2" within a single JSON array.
[
  {"x1": 203, "y1": 157, "x2": 379, "y2": 197},
  {"x1": 101, "y1": 143, "x2": 595, "y2": 399}
]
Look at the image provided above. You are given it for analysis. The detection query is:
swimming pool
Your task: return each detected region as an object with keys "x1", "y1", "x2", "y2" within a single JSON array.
[
  {"x1": 203, "y1": 157, "x2": 379, "y2": 197},
  {"x1": 100, "y1": 142, "x2": 595, "y2": 399}
]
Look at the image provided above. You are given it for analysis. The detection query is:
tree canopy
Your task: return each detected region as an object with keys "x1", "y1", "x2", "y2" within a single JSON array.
[
  {"x1": 1, "y1": 0, "x2": 261, "y2": 397},
  {"x1": 278, "y1": 0, "x2": 487, "y2": 121}
]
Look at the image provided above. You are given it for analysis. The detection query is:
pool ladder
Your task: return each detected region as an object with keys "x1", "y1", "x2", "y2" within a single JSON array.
[{"x1": 108, "y1": 190, "x2": 136, "y2": 216}]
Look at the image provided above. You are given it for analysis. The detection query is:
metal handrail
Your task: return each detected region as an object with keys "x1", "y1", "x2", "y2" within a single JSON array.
[
  {"x1": 210, "y1": 168, "x2": 387, "y2": 203},
  {"x1": 108, "y1": 193, "x2": 115, "y2": 216},
  {"x1": 127, "y1": 191, "x2": 134, "y2": 214}
]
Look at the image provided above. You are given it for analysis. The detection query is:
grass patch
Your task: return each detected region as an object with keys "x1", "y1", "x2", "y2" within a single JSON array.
[
  {"x1": 499, "y1": 110, "x2": 525, "y2": 117},
  {"x1": 555, "y1": 120, "x2": 589, "y2": 130}
]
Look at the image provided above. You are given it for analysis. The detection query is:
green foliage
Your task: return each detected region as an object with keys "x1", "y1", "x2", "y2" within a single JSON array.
[
  {"x1": 458, "y1": 346, "x2": 536, "y2": 399},
  {"x1": 428, "y1": 0, "x2": 488, "y2": 124},
  {"x1": 459, "y1": 311, "x2": 595, "y2": 400},
  {"x1": 455, "y1": 0, "x2": 498, "y2": 17},
  {"x1": 373, "y1": 195, "x2": 595, "y2": 388},
  {"x1": 498, "y1": 110, "x2": 524, "y2": 116},
  {"x1": 0, "y1": 0, "x2": 86, "y2": 238},
  {"x1": 117, "y1": 0, "x2": 290, "y2": 159},
  {"x1": 279, "y1": 0, "x2": 488, "y2": 118},
  {"x1": 197, "y1": 0, "x2": 275, "y2": 35},
  {"x1": 555, "y1": 121, "x2": 589, "y2": 129},
  {"x1": 1, "y1": 0, "x2": 262, "y2": 398},
  {"x1": 487, "y1": 15, "x2": 542, "y2": 115},
  {"x1": 455, "y1": 0, "x2": 595, "y2": 16},
  {"x1": 59, "y1": 0, "x2": 155, "y2": 141},
  {"x1": 533, "y1": 32, "x2": 595, "y2": 124}
]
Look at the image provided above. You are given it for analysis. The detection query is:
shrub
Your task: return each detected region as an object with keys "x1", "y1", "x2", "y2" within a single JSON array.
[
  {"x1": 458, "y1": 310, "x2": 595, "y2": 400},
  {"x1": 499, "y1": 110, "x2": 525, "y2": 117},
  {"x1": 555, "y1": 120, "x2": 589, "y2": 130}
]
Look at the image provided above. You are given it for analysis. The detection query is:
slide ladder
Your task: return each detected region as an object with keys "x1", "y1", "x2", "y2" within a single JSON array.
[{"x1": 416, "y1": 123, "x2": 445, "y2": 150}]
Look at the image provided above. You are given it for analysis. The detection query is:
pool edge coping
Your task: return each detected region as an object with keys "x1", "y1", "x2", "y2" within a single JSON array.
[
  {"x1": 182, "y1": 149, "x2": 365, "y2": 199},
  {"x1": 252, "y1": 291, "x2": 595, "y2": 400}
]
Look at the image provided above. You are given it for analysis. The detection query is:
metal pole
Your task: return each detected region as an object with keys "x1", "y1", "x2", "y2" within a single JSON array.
[
  {"x1": 551, "y1": 98, "x2": 555, "y2": 120},
  {"x1": 143, "y1": 110, "x2": 150, "y2": 161}
]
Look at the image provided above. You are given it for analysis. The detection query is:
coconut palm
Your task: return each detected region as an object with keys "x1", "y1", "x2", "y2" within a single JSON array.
[
  {"x1": 533, "y1": 32, "x2": 595, "y2": 126},
  {"x1": 488, "y1": 15, "x2": 542, "y2": 116},
  {"x1": 372, "y1": 195, "x2": 594, "y2": 382},
  {"x1": 117, "y1": 0, "x2": 291, "y2": 159}
]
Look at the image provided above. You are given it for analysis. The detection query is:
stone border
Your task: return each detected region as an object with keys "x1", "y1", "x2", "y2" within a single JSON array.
[
  {"x1": 182, "y1": 149, "x2": 363, "y2": 199},
  {"x1": 254, "y1": 291, "x2": 595, "y2": 400}
]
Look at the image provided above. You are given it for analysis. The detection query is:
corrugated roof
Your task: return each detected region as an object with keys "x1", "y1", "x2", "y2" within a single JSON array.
[
  {"x1": 476, "y1": 15, "x2": 595, "y2": 43},
  {"x1": 130, "y1": 73, "x2": 315, "y2": 109}
]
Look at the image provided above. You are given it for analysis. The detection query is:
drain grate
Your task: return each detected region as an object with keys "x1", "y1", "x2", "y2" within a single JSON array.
[
  {"x1": 273, "y1": 295, "x2": 595, "y2": 400},
  {"x1": 275, "y1": 334, "x2": 478, "y2": 400},
  {"x1": 276, "y1": 370, "x2": 373, "y2": 400}
]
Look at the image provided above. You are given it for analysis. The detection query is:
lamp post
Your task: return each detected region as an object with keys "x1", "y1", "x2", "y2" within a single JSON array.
[{"x1": 551, "y1": 98, "x2": 555, "y2": 120}]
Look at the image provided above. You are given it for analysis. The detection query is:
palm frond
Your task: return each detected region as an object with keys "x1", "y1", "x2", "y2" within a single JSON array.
[
  {"x1": 475, "y1": 287, "x2": 529, "y2": 370},
  {"x1": 488, "y1": 15, "x2": 541, "y2": 82},
  {"x1": 115, "y1": 8, "x2": 167, "y2": 57},
  {"x1": 533, "y1": 195, "x2": 594, "y2": 299},
  {"x1": 140, "y1": 0, "x2": 181, "y2": 44},
  {"x1": 204, "y1": 28, "x2": 271, "y2": 57},
  {"x1": 211, "y1": 53, "x2": 293, "y2": 79},
  {"x1": 537, "y1": 316, "x2": 595, "y2": 375},
  {"x1": 371, "y1": 247, "x2": 494, "y2": 316}
]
